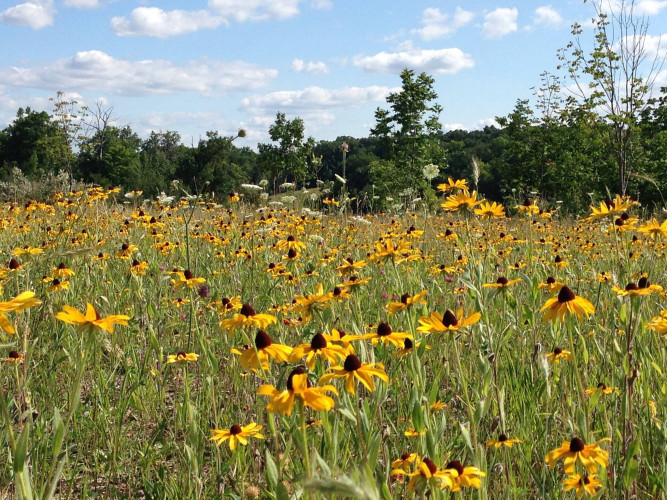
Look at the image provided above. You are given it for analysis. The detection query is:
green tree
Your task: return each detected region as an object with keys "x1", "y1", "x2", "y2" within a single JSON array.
[
  {"x1": 370, "y1": 69, "x2": 445, "y2": 196},
  {"x1": 258, "y1": 112, "x2": 315, "y2": 192},
  {"x1": 77, "y1": 125, "x2": 142, "y2": 187}
]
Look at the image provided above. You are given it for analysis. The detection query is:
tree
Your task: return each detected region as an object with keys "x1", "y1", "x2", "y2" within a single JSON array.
[
  {"x1": 558, "y1": 0, "x2": 666, "y2": 195},
  {"x1": 370, "y1": 69, "x2": 445, "y2": 195},
  {"x1": 257, "y1": 112, "x2": 315, "y2": 192},
  {"x1": 50, "y1": 91, "x2": 85, "y2": 190}
]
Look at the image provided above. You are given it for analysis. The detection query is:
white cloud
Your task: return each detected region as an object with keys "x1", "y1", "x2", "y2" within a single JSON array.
[
  {"x1": 533, "y1": 6, "x2": 563, "y2": 28},
  {"x1": 310, "y1": 0, "x2": 332, "y2": 9},
  {"x1": 291, "y1": 58, "x2": 329, "y2": 74},
  {"x1": 483, "y1": 7, "x2": 518, "y2": 39},
  {"x1": 444, "y1": 118, "x2": 498, "y2": 132},
  {"x1": 353, "y1": 48, "x2": 474, "y2": 75},
  {"x1": 636, "y1": 0, "x2": 667, "y2": 15},
  {"x1": 64, "y1": 0, "x2": 100, "y2": 8},
  {"x1": 411, "y1": 7, "x2": 475, "y2": 40},
  {"x1": 207, "y1": 0, "x2": 300, "y2": 22},
  {"x1": 241, "y1": 85, "x2": 395, "y2": 127},
  {"x1": 111, "y1": 7, "x2": 226, "y2": 38},
  {"x1": 0, "y1": 0, "x2": 54, "y2": 30},
  {"x1": 0, "y1": 51, "x2": 278, "y2": 96}
]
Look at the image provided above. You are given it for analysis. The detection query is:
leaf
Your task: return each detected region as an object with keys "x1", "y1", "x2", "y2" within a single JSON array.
[
  {"x1": 51, "y1": 408, "x2": 65, "y2": 458},
  {"x1": 459, "y1": 422, "x2": 474, "y2": 455},
  {"x1": 265, "y1": 450, "x2": 279, "y2": 488},
  {"x1": 411, "y1": 401, "x2": 424, "y2": 432}
]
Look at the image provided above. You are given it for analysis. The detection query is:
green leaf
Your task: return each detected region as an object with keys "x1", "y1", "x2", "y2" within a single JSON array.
[
  {"x1": 51, "y1": 408, "x2": 65, "y2": 458},
  {"x1": 459, "y1": 422, "x2": 474, "y2": 455},
  {"x1": 411, "y1": 401, "x2": 425, "y2": 432},
  {"x1": 14, "y1": 421, "x2": 30, "y2": 474},
  {"x1": 265, "y1": 450, "x2": 279, "y2": 488}
]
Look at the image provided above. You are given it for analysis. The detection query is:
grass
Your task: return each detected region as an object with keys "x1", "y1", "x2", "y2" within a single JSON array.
[{"x1": 0, "y1": 189, "x2": 666, "y2": 499}]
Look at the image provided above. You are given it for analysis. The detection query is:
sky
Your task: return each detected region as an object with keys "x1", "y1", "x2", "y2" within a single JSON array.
[{"x1": 1, "y1": 0, "x2": 666, "y2": 148}]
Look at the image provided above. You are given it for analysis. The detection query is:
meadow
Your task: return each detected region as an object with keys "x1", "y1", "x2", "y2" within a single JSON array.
[{"x1": 1, "y1": 183, "x2": 666, "y2": 499}]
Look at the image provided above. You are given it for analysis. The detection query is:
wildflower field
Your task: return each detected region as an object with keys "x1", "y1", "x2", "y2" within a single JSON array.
[{"x1": 1, "y1": 184, "x2": 666, "y2": 499}]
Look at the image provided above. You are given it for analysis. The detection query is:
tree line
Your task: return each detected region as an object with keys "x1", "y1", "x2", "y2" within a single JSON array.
[{"x1": 1, "y1": 1, "x2": 665, "y2": 213}]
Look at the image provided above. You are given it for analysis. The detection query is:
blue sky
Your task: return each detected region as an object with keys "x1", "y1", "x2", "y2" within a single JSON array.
[{"x1": 1, "y1": 0, "x2": 666, "y2": 147}]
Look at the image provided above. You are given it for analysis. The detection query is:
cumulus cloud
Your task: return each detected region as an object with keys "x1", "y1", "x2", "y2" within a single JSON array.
[
  {"x1": 533, "y1": 6, "x2": 563, "y2": 28},
  {"x1": 411, "y1": 7, "x2": 475, "y2": 40},
  {"x1": 0, "y1": 0, "x2": 54, "y2": 30},
  {"x1": 636, "y1": 0, "x2": 667, "y2": 15},
  {"x1": 207, "y1": 0, "x2": 300, "y2": 22},
  {"x1": 353, "y1": 48, "x2": 474, "y2": 75},
  {"x1": 111, "y1": 7, "x2": 226, "y2": 37},
  {"x1": 291, "y1": 58, "x2": 329, "y2": 74},
  {"x1": 483, "y1": 7, "x2": 518, "y2": 39},
  {"x1": 0, "y1": 51, "x2": 278, "y2": 96},
  {"x1": 64, "y1": 0, "x2": 100, "y2": 8},
  {"x1": 310, "y1": 0, "x2": 332, "y2": 9}
]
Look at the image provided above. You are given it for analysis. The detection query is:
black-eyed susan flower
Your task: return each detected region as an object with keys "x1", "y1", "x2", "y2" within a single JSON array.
[
  {"x1": 545, "y1": 437, "x2": 611, "y2": 474},
  {"x1": 544, "y1": 347, "x2": 573, "y2": 364},
  {"x1": 166, "y1": 351, "x2": 199, "y2": 364},
  {"x1": 646, "y1": 310, "x2": 667, "y2": 336},
  {"x1": 391, "y1": 456, "x2": 455, "y2": 493},
  {"x1": 115, "y1": 243, "x2": 138, "y2": 260},
  {"x1": 585, "y1": 383, "x2": 618, "y2": 397},
  {"x1": 2, "y1": 350, "x2": 24, "y2": 364},
  {"x1": 289, "y1": 333, "x2": 348, "y2": 370},
  {"x1": 516, "y1": 198, "x2": 540, "y2": 216},
  {"x1": 357, "y1": 321, "x2": 413, "y2": 347},
  {"x1": 486, "y1": 434, "x2": 522, "y2": 449},
  {"x1": 232, "y1": 330, "x2": 292, "y2": 371},
  {"x1": 48, "y1": 278, "x2": 69, "y2": 293},
  {"x1": 483, "y1": 276, "x2": 522, "y2": 288},
  {"x1": 336, "y1": 257, "x2": 367, "y2": 276},
  {"x1": 369, "y1": 239, "x2": 411, "y2": 263},
  {"x1": 53, "y1": 262, "x2": 75, "y2": 278},
  {"x1": 219, "y1": 304, "x2": 277, "y2": 335},
  {"x1": 56, "y1": 303, "x2": 130, "y2": 334},
  {"x1": 441, "y1": 190, "x2": 483, "y2": 212},
  {"x1": 637, "y1": 218, "x2": 667, "y2": 239},
  {"x1": 444, "y1": 460, "x2": 486, "y2": 492},
  {"x1": 128, "y1": 259, "x2": 148, "y2": 275},
  {"x1": 0, "y1": 291, "x2": 42, "y2": 334},
  {"x1": 291, "y1": 283, "x2": 332, "y2": 321},
  {"x1": 474, "y1": 201, "x2": 505, "y2": 219},
  {"x1": 392, "y1": 452, "x2": 419, "y2": 469},
  {"x1": 386, "y1": 290, "x2": 428, "y2": 315},
  {"x1": 404, "y1": 427, "x2": 426, "y2": 437},
  {"x1": 228, "y1": 191, "x2": 240, "y2": 203},
  {"x1": 612, "y1": 278, "x2": 662, "y2": 297},
  {"x1": 417, "y1": 308, "x2": 481, "y2": 334},
  {"x1": 257, "y1": 366, "x2": 337, "y2": 415},
  {"x1": 171, "y1": 269, "x2": 206, "y2": 289},
  {"x1": 319, "y1": 354, "x2": 388, "y2": 394},
  {"x1": 209, "y1": 422, "x2": 263, "y2": 450},
  {"x1": 539, "y1": 276, "x2": 564, "y2": 294},
  {"x1": 562, "y1": 474, "x2": 603, "y2": 497},
  {"x1": 540, "y1": 286, "x2": 595, "y2": 323},
  {"x1": 275, "y1": 235, "x2": 306, "y2": 252},
  {"x1": 437, "y1": 178, "x2": 468, "y2": 193}
]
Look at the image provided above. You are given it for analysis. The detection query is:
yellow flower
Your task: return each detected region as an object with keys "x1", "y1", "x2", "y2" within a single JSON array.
[
  {"x1": 171, "y1": 269, "x2": 206, "y2": 289},
  {"x1": 166, "y1": 351, "x2": 199, "y2": 363},
  {"x1": 2, "y1": 350, "x2": 24, "y2": 364},
  {"x1": 391, "y1": 457, "x2": 455, "y2": 492},
  {"x1": 544, "y1": 347, "x2": 573, "y2": 364},
  {"x1": 646, "y1": 310, "x2": 667, "y2": 336},
  {"x1": 437, "y1": 178, "x2": 468, "y2": 193},
  {"x1": 319, "y1": 354, "x2": 389, "y2": 394},
  {"x1": 540, "y1": 286, "x2": 594, "y2": 323},
  {"x1": 357, "y1": 321, "x2": 413, "y2": 347},
  {"x1": 386, "y1": 290, "x2": 428, "y2": 315},
  {"x1": 562, "y1": 474, "x2": 603, "y2": 497},
  {"x1": 483, "y1": 276, "x2": 522, "y2": 288},
  {"x1": 275, "y1": 235, "x2": 306, "y2": 252},
  {"x1": 291, "y1": 283, "x2": 332, "y2": 321},
  {"x1": 417, "y1": 308, "x2": 481, "y2": 334},
  {"x1": 56, "y1": 303, "x2": 130, "y2": 333},
  {"x1": 232, "y1": 330, "x2": 292, "y2": 371},
  {"x1": 52, "y1": 262, "x2": 75, "y2": 277},
  {"x1": 486, "y1": 434, "x2": 522, "y2": 449},
  {"x1": 545, "y1": 437, "x2": 611, "y2": 474},
  {"x1": 128, "y1": 259, "x2": 148, "y2": 275},
  {"x1": 369, "y1": 239, "x2": 411, "y2": 263},
  {"x1": 474, "y1": 201, "x2": 505, "y2": 219},
  {"x1": 538, "y1": 276, "x2": 564, "y2": 294},
  {"x1": 0, "y1": 291, "x2": 43, "y2": 333},
  {"x1": 48, "y1": 278, "x2": 69, "y2": 293},
  {"x1": 444, "y1": 460, "x2": 486, "y2": 492},
  {"x1": 585, "y1": 383, "x2": 618, "y2": 396},
  {"x1": 209, "y1": 422, "x2": 263, "y2": 451},
  {"x1": 637, "y1": 218, "x2": 667, "y2": 239},
  {"x1": 404, "y1": 427, "x2": 426, "y2": 437},
  {"x1": 516, "y1": 197, "x2": 540, "y2": 215},
  {"x1": 219, "y1": 304, "x2": 277, "y2": 335},
  {"x1": 336, "y1": 257, "x2": 367, "y2": 276},
  {"x1": 392, "y1": 452, "x2": 419, "y2": 469},
  {"x1": 258, "y1": 367, "x2": 338, "y2": 415},
  {"x1": 441, "y1": 189, "x2": 483, "y2": 212},
  {"x1": 611, "y1": 278, "x2": 662, "y2": 297},
  {"x1": 289, "y1": 333, "x2": 349, "y2": 370}
]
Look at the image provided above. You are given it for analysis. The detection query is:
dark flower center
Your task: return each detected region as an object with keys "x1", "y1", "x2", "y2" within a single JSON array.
[
  {"x1": 177, "y1": 351, "x2": 186, "y2": 357},
  {"x1": 255, "y1": 330, "x2": 272, "y2": 349},
  {"x1": 286, "y1": 366, "x2": 308, "y2": 391},
  {"x1": 554, "y1": 255, "x2": 562, "y2": 263},
  {"x1": 346, "y1": 257, "x2": 354, "y2": 265},
  {"x1": 553, "y1": 347, "x2": 563, "y2": 355},
  {"x1": 240, "y1": 304, "x2": 256, "y2": 317},
  {"x1": 403, "y1": 338, "x2": 413, "y2": 349},
  {"x1": 98, "y1": 253, "x2": 104, "y2": 258},
  {"x1": 625, "y1": 283, "x2": 638, "y2": 291},
  {"x1": 423, "y1": 457, "x2": 438, "y2": 475},
  {"x1": 287, "y1": 248, "x2": 297, "y2": 258},
  {"x1": 377, "y1": 322, "x2": 392, "y2": 336},
  {"x1": 310, "y1": 333, "x2": 327, "y2": 350},
  {"x1": 523, "y1": 198, "x2": 532, "y2": 207},
  {"x1": 229, "y1": 424, "x2": 242, "y2": 435},
  {"x1": 445, "y1": 460, "x2": 465, "y2": 476},
  {"x1": 9, "y1": 351, "x2": 20, "y2": 359},
  {"x1": 121, "y1": 243, "x2": 129, "y2": 251},
  {"x1": 287, "y1": 235, "x2": 295, "y2": 242},
  {"x1": 445, "y1": 229, "x2": 453, "y2": 236},
  {"x1": 621, "y1": 212, "x2": 630, "y2": 220},
  {"x1": 557, "y1": 286, "x2": 576, "y2": 303},
  {"x1": 547, "y1": 276, "x2": 556, "y2": 284},
  {"x1": 637, "y1": 277, "x2": 650, "y2": 288},
  {"x1": 268, "y1": 262, "x2": 276, "y2": 269},
  {"x1": 569, "y1": 437, "x2": 585, "y2": 452},
  {"x1": 499, "y1": 434, "x2": 508, "y2": 442},
  {"x1": 343, "y1": 354, "x2": 362, "y2": 372},
  {"x1": 132, "y1": 259, "x2": 141, "y2": 267},
  {"x1": 580, "y1": 475, "x2": 591, "y2": 485},
  {"x1": 58, "y1": 262, "x2": 66, "y2": 269},
  {"x1": 52, "y1": 278, "x2": 61, "y2": 285},
  {"x1": 615, "y1": 218, "x2": 624, "y2": 226},
  {"x1": 597, "y1": 382, "x2": 607, "y2": 389},
  {"x1": 333, "y1": 287, "x2": 342, "y2": 296},
  {"x1": 400, "y1": 452, "x2": 410, "y2": 460},
  {"x1": 496, "y1": 277, "x2": 508, "y2": 285},
  {"x1": 442, "y1": 309, "x2": 459, "y2": 327},
  {"x1": 400, "y1": 293, "x2": 410, "y2": 304},
  {"x1": 183, "y1": 269, "x2": 194, "y2": 280},
  {"x1": 9, "y1": 259, "x2": 20, "y2": 270}
]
